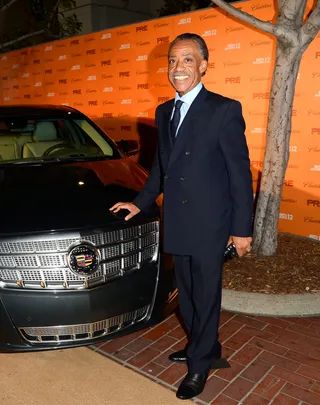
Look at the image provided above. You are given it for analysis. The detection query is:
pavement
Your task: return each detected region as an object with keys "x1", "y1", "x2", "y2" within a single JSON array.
[
  {"x1": 91, "y1": 311, "x2": 320, "y2": 404},
  {"x1": 221, "y1": 289, "x2": 320, "y2": 317}
]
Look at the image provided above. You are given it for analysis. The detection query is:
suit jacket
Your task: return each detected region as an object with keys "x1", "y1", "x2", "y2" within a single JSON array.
[{"x1": 133, "y1": 86, "x2": 253, "y2": 255}]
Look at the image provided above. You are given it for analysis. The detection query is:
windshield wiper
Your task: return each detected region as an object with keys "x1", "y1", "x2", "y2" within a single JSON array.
[
  {"x1": 0, "y1": 157, "x2": 61, "y2": 166},
  {"x1": 56, "y1": 155, "x2": 113, "y2": 162},
  {"x1": 0, "y1": 155, "x2": 114, "y2": 167}
]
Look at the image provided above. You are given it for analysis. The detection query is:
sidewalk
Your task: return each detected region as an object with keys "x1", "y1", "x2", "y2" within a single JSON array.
[{"x1": 91, "y1": 311, "x2": 320, "y2": 404}]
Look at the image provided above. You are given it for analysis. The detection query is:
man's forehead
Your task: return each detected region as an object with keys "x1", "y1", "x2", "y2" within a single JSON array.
[
  {"x1": 168, "y1": 42, "x2": 199, "y2": 56},
  {"x1": 168, "y1": 51, "x2": 194, "y2": 57}
]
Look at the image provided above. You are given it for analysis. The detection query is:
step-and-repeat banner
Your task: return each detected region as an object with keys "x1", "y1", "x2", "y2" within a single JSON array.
[{"x1": 0, "y1": 0, "x2": 319, "y2": 239}]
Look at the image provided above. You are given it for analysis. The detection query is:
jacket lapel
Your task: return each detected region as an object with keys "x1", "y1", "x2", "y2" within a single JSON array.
[
  {"x1": 167, "y1": 86, "x2": 208, "y2": 170},
  {"x1": 159, "y1": 100, "x2": 174, "y2": 166}
]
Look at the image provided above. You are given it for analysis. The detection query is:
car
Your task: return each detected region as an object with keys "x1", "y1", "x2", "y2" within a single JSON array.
[{"x1": 0, "y1": 104, "x2": 178, "y2": 352}]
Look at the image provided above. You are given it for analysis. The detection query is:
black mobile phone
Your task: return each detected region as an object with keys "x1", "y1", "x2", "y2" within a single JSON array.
[{"x1": 224, "y1": 242, "x2": 239, "y2": 262}]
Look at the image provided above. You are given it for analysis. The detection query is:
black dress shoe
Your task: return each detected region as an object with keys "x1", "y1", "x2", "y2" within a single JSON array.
[
  {"x1": 176, "y1": 372, "x2": 209, "y2": 400},
  {"x1": 168, "y1": 349, "x2": 187, "y2": 363}
]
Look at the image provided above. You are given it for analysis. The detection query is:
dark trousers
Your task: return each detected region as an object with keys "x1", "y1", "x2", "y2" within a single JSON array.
[{"x1": 174, "y1": 248, "x2": 225, "y2": 374}]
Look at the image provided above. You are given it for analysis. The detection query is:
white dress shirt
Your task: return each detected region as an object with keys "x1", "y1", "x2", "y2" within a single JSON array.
[{"x1": 171, "y1": 82, "x2": 203, "y2": 137}]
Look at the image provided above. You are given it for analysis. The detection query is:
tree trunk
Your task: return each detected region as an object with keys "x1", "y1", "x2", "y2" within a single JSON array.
[{"x1": 253, "y1": 44, "x2": 302, "y2": 256}]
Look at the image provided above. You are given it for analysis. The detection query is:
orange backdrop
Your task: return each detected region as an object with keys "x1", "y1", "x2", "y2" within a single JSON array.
[{"x1": 0, "y1": 0, "x2": 319, "y2": 240}]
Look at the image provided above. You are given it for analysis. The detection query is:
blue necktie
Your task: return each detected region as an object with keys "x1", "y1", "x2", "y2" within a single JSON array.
[{"x1": 170, "y1": 100, "x2": 183, "y2": 143}]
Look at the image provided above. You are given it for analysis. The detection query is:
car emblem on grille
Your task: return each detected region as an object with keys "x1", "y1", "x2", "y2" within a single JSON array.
[{"x1": 67, "y1": 242, "x2": 101, "y2": 277}]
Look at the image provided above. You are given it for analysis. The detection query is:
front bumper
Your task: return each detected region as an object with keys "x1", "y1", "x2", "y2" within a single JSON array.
[{"x1": 0, "y1": 259, "x2": 167, "y2": 352}]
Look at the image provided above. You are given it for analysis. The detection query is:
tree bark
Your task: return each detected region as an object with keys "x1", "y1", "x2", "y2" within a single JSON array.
[{"x1": 253, "y1": 46, "x2": 302, "y2": 256}]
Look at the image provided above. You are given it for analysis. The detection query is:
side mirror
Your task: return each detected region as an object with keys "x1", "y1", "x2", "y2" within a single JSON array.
[{"x1": 116, "y1": 139, "x2": 140, "y2": 156}]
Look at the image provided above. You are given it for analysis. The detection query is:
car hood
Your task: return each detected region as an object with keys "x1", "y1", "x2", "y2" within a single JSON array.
[{"x1": 0, "y1": 158, "x2": 150, "y2": 236}]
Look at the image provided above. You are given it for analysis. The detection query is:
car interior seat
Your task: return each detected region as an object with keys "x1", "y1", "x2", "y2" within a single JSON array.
[
  {"x1": 22, "y1": 121, "x2": 62, "y2": 158},
  {"x1": 0, "y1": 136, "x2": 19, "y2": 161}
]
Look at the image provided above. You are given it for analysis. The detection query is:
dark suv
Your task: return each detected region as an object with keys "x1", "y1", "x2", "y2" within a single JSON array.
[{"x1": 0, "y1": 104, "x2": 177, "y2": 352}]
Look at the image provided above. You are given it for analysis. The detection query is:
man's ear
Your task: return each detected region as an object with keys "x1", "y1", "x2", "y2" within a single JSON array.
[{"x1": 200, "y1": 59, "x2": 208, "y2": 74}]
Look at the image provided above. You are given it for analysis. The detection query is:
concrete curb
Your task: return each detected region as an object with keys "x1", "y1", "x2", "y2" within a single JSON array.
[{"x1": 221, "y1": 289, "x2": 320, "y2": 317}]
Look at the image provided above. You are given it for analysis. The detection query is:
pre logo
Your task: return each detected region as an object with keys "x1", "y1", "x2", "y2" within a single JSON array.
[
  {"x1": 307, "y1": 199, "x2": 320, "y2": 207},
  {"x1": 86, "y1": 49, "x2": 96, "y2": 55},
  {"x1": 119, "y1": 71, "x2": 130, "y2": 78},
  {"x1": 137, "y1": 84, "x2": 149, "y2": 90},
  {"x1": 158, "y1": 97, "x2": 170, "y2": 103},
  {"x1": 101, "y1": 60, "x2": 111, "y2": 67},
  {"x1": 121, "y1": 126, "x2": 132, "y2": 131},
  {"x1": 225, "y1": 77, "x2": 240, "y2": 84},
  {"x1": 136, "y1": 25, "x2": 148, "y2": 32},
  {"x1": 157, "y1": 36, "x2": 169, "y2": 43},
  {"x1": 253, "y1": 93, "x2": 270, "y2": 99}
]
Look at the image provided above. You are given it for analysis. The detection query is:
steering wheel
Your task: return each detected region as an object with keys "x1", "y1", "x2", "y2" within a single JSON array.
[{"x1": 42, "y1": 143, "x2": 74, "y2": 156}]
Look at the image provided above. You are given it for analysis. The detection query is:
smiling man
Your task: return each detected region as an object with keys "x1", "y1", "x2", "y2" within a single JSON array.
[{"x1": 110, "y1": 33, "x2": 253, "y2": 400}]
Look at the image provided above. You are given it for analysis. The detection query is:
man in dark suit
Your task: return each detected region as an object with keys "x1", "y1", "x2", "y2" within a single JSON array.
[{"x1": 110, "y1": 33, "x2": 253, "y2": 400}]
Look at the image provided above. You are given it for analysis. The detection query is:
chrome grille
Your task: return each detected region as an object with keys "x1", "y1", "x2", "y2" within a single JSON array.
[
  {"x1": 0, "y1": 221, "x2": 159, "y2": 290},
  {"x1": 19, "y1": 305, "x2": 150, "y2": 344}
]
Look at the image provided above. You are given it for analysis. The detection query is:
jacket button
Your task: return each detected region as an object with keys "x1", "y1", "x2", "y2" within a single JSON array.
[
  {"x1": 182, "y1": 200, "x2": 188, "y2": 204},
  {"x1": 164, "y1": 174, "x2": 168, "y2": 179},
  {"x1": 180, "y1": 177, "x2": 185, "y2": 181},
  {"x1": 185, "y1": 151, "x2": 191, "y2": 155}
]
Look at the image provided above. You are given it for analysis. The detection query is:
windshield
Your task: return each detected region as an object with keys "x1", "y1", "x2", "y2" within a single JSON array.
[{"x1": 0, "y1": 115, "x2": 120, "y2": 164}]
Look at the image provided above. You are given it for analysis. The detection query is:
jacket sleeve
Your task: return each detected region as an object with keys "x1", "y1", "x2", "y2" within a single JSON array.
[
  {"x1": 218, "y1": 100, "x2": 253, "y2": 237},
  {"x1": 133, "y1": 106, "x2": 163, "y2": 212}
]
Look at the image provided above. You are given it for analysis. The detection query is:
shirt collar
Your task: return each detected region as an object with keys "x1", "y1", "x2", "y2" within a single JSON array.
[{"x1": 174, "y1": 82, "x2": 203, "y2": 107}]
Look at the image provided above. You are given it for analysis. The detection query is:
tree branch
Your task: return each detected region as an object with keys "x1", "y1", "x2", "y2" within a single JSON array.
[
  {"x1": 210, "y1": 0, "x2": 279, "y2": 37},
  {"x1": 293, "y1": 0, "x2": 308, "y2": 25},
  {"x1": 51, "y1": 0, "x2": 61, "y2": 16},
  {"x1": 0, "y1": 0, "x2": 20, "y2": 13},
  {"x1": 47, "y1": 0, "x2": 61, "y2": 28},
  {"x1": 301, "y1": 0, "x2": 320, "y2": 45},
  {"x1": 0, "y1": 29, "x2": 45, "y2": 51}
]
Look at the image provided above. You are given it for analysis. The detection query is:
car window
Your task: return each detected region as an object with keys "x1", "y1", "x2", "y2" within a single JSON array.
[{"x1": 0, "y1": 115, "x2": 118, "y2": 163}]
